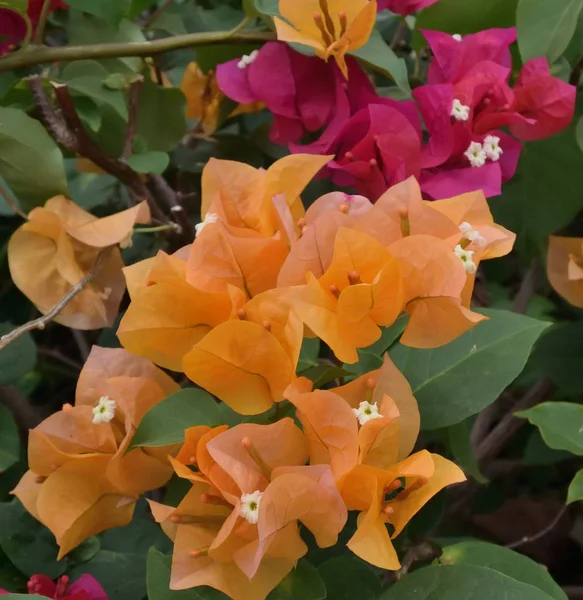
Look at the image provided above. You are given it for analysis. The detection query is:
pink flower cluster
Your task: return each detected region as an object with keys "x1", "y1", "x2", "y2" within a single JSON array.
[
  {"x1": 0, "y1": 573, "x2": 107, "y2": 599},
  {"x1": 217, "y1": 28, "x2": 575, "y2": 200}
]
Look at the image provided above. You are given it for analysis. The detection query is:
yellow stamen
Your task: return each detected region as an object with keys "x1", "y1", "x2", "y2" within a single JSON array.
[
  {"x1": 242, "y1": 437, "x2": 272, "y2": 480},
  {"x1": 319, "y1": 0, "x2": 336, "y2": 39},
  {"x1": 347, "y1": 270, "x2": 361, "y2": 285}
]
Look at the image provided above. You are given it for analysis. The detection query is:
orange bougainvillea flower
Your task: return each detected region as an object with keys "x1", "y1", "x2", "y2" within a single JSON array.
[
  {"x1": 183, "y1": 288, "x2": 303, "y2": 414},
  {"x1": 181, "y1": 62, "x2": 264, "y2": 135},
  {"x1": 8, "y1": 196, "x2": 150, "y2": 330},
  {"x1": 274, "y1": 0, "x2": 377, "y2": 79},
  {"x1": 117, "y1": 249, "x2": 242, "y2": 371},
  {"x1": 199, "y1": 154, "x2": 332, "y2": 241},
  {"x1": 12, "y1": 346, "x2": 178, "y2": 558},
  {"x1": 547, "y1": 236, "x2": 583, "y2": 309},
  {"x1": 341, "y1": 451, "x2": 465, "y2": 570},
  {"x1": 150, "y1": 421, "x2": 346, "y2": 599},
  {"x1": 293, "y1": 227, "x2": 404, "y2": 363},
  {"x1": 388, "y1": 234, "x2": 487, "y2": 348}
]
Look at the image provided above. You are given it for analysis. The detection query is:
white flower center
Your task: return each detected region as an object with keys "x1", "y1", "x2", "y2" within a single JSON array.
[
  {"x1": 240, "y1": 490, "x2": 263, "y2": 524},
  {"x1": 352, "y1": 401, "x2": 383, "y2": 425},
  {"x1": 464, "y1": 142, "x2": 487, "y2": 168},
  {"x1": 483, "y1": 135, "x2": 503, "y2": 161},
  {"x1": 454, "y1": 244, "x2": 477, "y2": 274},
  {"x1": 92, "y1": 396, "x2": 116, "y2": 424},
  {"x1": 450, "y1": 98, "x2": 470, "y2": 121},
  {"x1": 458, "y1": 221, "x2": 486, "y2": 248},
  {"x1": 452, "y1": 33, "x2": 462, "y2": 42},
  {"x1": 237, "y1": 50, "x2": 259, "y2": 70},
  {"x1": 195, "y1": 212, "x2": 219, "y2": 237}
]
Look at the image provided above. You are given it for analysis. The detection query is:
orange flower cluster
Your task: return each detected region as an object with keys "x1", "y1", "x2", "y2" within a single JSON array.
[
  {"x1": 118, "y1": 155, "x2": 515, "y2": 414},
  {"x1": 12, "y1": 347, "x2": 179, "y2": 558},
  {"x1": 8, "y1": 196, "x2": 150, "y2": 329},
  {"x1": 547, "y1": 236, "x2": 583, "y2": 308},
  {"x1": 151, "y1": 356, "x2": 464, "y2": 598}
]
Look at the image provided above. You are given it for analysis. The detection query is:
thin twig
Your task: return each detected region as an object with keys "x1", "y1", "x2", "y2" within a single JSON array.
[
  {"x1": 0, "y1": 251, "x2": 107, "y2": 353},
  {"x1": 390, "y1": 21, "x2": 407, "y2": 50},
  {"x1": 505, "y1": 505, "x2": 568, "y2": 549},
  {"x1": 0, "y1": 183, "x2": 27, "y2": 219},
  {"x1": 570, "y1": 58, "x2": 583, "y2": 86},
  {"x1": 32, "y1": 0, "x2": 54, "y2": 45},
  {"x1": 143, "y1": 0, "x2": 174, "y2": 28},
  {"x1": 123, "y1": 75, "x2": 144, "y2": 159},
  {"x1": 395, "y1": 543, "x2": 440, "y2": 580},
  {"x1": 0, "y1": 30, "x2": 273, "y2": 72},
  {"x1": 38, "y1": 347, "x2": 83, "y2": 371},
  {"x1": 0, "y1": 385, "x2": 42, "y2": 432},
  {"x1": 148, "y1": 174, "x2": 195, "y2": 240},
  {"x1": 511, "y1": 259, "x2": 541, "y2": 314},
  {"x1": 71, "y1": 329, "x2": 90, "y2": 362}
]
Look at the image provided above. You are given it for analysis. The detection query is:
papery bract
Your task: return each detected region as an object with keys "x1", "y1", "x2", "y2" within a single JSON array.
[
  {"x1": 547, "y1": 236, "x2": 583, "y2": 309},
  {"x1": 377, "y1": 0, "x2": 438, "y2": 15}
]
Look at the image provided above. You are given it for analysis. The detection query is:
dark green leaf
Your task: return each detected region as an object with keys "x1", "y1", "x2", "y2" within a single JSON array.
[
  {"x1": 66, "y1": 0, "x2": 130, "y2": 24},
  {"x1": 0, "y1": 405, "x2": 19, "y2": 472},
  {"x1": 130, "y1": 388, "x2": 222, "y2": 449},
  {"x1": 343, "y1": 351, "x2": 384, "y2": 377},
  {"x1": 447, "y1": 419, "x2": 488, "y2": 484},
  {"x1": 517, "y1": 0, "x2": 583, "y2": 64},
  {"x1": 127, "y1": 151, "x2": 170, "y2": 174},
  {"x1": 439, "y1": 541, "x2": 566, "y2": 599},
  {"x1": 390, "y1": 309, "x2": 550, "y2": 429},
  {"x1": 0, "y1": 323, "x2": 36, "y2": 386},
  {"x1": 268, "y1": 560, "x2": 326, "y2": 600},
  {"x1": 364, "y1": 317, "x2": 408, "y2": 356},
  {"x1": 517, "y1": 402, "x2": 583, "y2": 455},
  {"x1": 577, "y1": 115, "x2": 583, "y2": 151},
  {"x1": 300, "y1": 364, "x2": 349, "y2": 388},
  {"x1": 318, "y1": 557, "x2": 381, "y2": 600},
  {"x1": 297, "y1": 338, "x2": 321, "y2": 371},
  {"x1": 0, "y1": 0, "x2": 27, "y2": 13},
  {"x1": 567, "y1": 469, "x2": 583, "y2": 504},
  {"x1": 523, "y1": 430, "x2": 573, "y2": 465},
  {"x1": 380, "y1": 565, "x2": 555, "y2": 599},
  {"x1": 350, "y1": 30, "x2": 411, "y2": 96},
  {"x1": 0, "y1": 108, "x2": 68, "y2": 210},
  {"x1": 146, "y1": 547, "x2": 228, "y2": 599}
]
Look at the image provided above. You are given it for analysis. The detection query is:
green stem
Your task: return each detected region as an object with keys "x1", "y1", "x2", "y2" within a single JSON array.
[
  {"x1": 134, "y1": 223, "x2": 177, "y2": 234},
  {"x1": 0, "y1": 29, "x2": 274, "y2": 73},
  {"x1": 32, "y1": 0, "x2": 53, "y2": 45}
]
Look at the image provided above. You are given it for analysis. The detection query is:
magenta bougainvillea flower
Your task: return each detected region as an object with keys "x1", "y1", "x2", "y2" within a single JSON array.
[
  {"x1": 0, "y1": 574, "x2": 107, "y2": 599},
  {"x1": 377, "y1": 0, "x2": 438, "y2": 16}
]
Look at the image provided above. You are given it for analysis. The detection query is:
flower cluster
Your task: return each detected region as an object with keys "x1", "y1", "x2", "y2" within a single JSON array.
[
  {"x1": 217, "y1": 26, "x2": 575, "y2": 199},
  {"x1": 118, "y1": 156, "x2": 514, "y2": 414},
  {"x1": 12, "y1": 347, "x2": 179, "y2": 558},
  {"x1": 150, "y1": 357, "x2": 464, "y2": 598},
  {"x1": 0, "y1": 573, "x2": 107, "y2": 599}
]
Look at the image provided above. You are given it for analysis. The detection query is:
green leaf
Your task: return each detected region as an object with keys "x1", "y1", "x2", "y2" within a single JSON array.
[
  {"x1": 414, "y1": 0, "x2": 518, "y2": 47},
  {"x1": 127, "y1": 151, "x2": 170, "y2": 174},
  {"x1": 577, "y1": 115, "x2": 583, "y2": 151},
  {"x1": 0, "y1": 595, "x2": 48, "y2": 599},
  {"x1": 517, "y1": 402, "x2": 583, "y2": 455},
  {"x1": 0, "y1": 0, "x2": 27, "y2": 13},
  {"x1": 60, "y1": 61, "x2": 129, "y2": 119},
  {"x1": 135, "y1": 78, "x2": 187, "y2": 153},
  {"x1": 147, "y1": 547, "x2": 228, "y2": 599},
  {"x1": 350, "y1": 30, "x2": 411, "y2": 96},
  {"x1": 0, "y1": 323, "x2": 36, "y2": 386},
  {"x1": 0, "y1": 499, "x2": 64, "y2": 579},
  {"x1": 0, "y1": 405, "x2": 19, "y2": 472},
  {"x1": 491, "y1": 121, "x2": 583, "y2": 256},
  {"x1": 440, "y1": 541, "x2": 566, "y2": 600},
  {"x1": 532, "y1": 322, "x2": 583, "y2": 393},
  {"x1": 300, "y1": 364, "x2": 349, "y2": 389},
  {"x1": 0, "y1": 107, "x2": 68, "y2": 210},
  {"x1": 297, "y1": 338, "x2": 320, "y2": 371},
  {"x1": 130, "y1": 388, "x2": 222, "y2": 449},
  {"x1": 447, "y1": 419, "x2": 488, "y2": 484},
  {"x1": 364, "y1": 316, "x2": 408, "y2": 356},
  {"x1": 380, "y1": 565, "x2": 555, "y2": 599},
  {"x1": 318, "y1": 557, "x2": 381, "y2": 600},
  {"x1": 567, "y1": 470, "x2": 583, "y2": 504},
  {"x1": 517, "y1": 0, "x2": 583, "y2": 64},
  {"x1": 523, "y1": 430, "x2": 572, "y2": 465},
  {"x1": 268, "y1": 560, "x2": 326, "y2": 600},
  {"x1": 66, "y1": 0, "x2": 130, "y2": 24},
  {"x1": 389, "y1": 309, "x2": 550, "y2": 430},
  {"x1": 343, "y1": 351, "x2": 384, "y2": 377}
]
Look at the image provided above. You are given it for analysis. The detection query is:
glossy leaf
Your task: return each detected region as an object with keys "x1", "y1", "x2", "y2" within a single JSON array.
[
  {"x1": 567, "y1": 470, "x2": 583, "y2": 504},
  {"x1": 0, "y1": 405, "x2": 19, "y2": 472},
  {"x1": 0, "y1": 324, "x2": 36, "y2": 386},
  {"x1": 390, "y1": 309, "x2": 550, "y2": 429},
  {"x1": 318, "y1": 557, "x2": 381, "y2": 600},
  {"x1": 447, "y1": 419, "x2": 488, "y2": 484},
  {"x1": 129, "y1": 388, "x2": 222, "y2": 449},
  {"x1": 268, "y1": 560, "x2": 326, "y2": 600}
]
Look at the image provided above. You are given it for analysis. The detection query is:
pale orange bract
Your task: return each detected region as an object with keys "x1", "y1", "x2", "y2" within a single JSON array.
[
  {"x1": 12, "y1": 347, "x2": 179, "y2": 558},
  {"x1": 547, "y1": 236, "x2": 583, "y2": 308},
  {"x1": 8, "y1": 196, "x2": 150, "y2": 329},
  {"x1": 274, "y1": 0, "x2": 377, "y2": 78}
]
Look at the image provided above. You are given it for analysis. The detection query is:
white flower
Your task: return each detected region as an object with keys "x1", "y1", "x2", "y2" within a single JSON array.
[
  {"x1": 237, "y1": 50, "x2": 259, "y2": 70},
  {"x1": 464, "y1": 142, "x2": 487, "y2": 168},
  {"x1": 458, "y1": 221, "x2": 486, "y2": 248},
  {"x1": 483, "y1": 135, "x2": 503, "y2": 161},
  {"x1": 450, "y1": 98, "x2": 470, "y2": 121},
  {"x1": 454, "y1": 244, "x2": 477, "y2": 274},
  {"x1": 92, "y1": 396, "x2": 116, "y2": 424},
  {"x1": 195, "y1": 212, "x2": 219, "y2": 237},
  {"x1": 240, "y1": 490, "x2": 263, "y2": 524},
  {"x1": 353, "y1": 401, "x2": 383, "y2": 425},
  {"x1": 452, "y1": 33, "x2": 463, "y2": 42}
]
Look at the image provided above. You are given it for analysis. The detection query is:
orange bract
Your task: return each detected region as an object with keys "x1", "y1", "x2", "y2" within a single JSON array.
[
  {"x1": 8, "y1": 196, "x2": 150, "y2": 329},
  {"x1": 13, "y1": 346, "x2": 178, "y2": 558},
  {"x1": 547, "y1": 236, "x2": 583, "y2": 308},
  {"x1": 274, "y1": 0, "x2": 377, "y2": 78}
]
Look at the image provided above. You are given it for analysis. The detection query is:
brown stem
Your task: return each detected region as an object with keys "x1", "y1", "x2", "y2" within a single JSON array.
[
  {"x1": 0, "y1": 385, "x2": 42, "y2": 432},
  {"x1": 511, "y1": 259, "x2": 541, "y2": 314},
  {"x1": 123, "y1": 75, "x2": 144, "y2": 159},
  {"x1": 0, "y1": 251, "x2": 107, "y2": 353},
  {"x1": 32, "y1": 0, "x2": 54, "y2": 45},
  {"x1": 505, "y1": 505, "x2": 568, "y2": 549},
  {"x1": 144, "y1": 0, "x2": 174, "y2": 28},
  {"x1": 148, "y1": 174, "x2": 195, "y2": 241}
]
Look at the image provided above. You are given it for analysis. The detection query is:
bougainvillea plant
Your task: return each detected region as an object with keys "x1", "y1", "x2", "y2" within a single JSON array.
[{"x1": 0, "y1": 0, "x2": 582, "y2": 599}]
